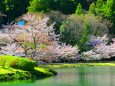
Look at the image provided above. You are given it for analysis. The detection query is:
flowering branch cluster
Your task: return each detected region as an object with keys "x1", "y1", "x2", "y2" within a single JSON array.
[{"x1": 81, "y1": 37, "x2": 115, "y2": 60}]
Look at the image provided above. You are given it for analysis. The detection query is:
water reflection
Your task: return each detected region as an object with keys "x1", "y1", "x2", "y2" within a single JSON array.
[
  {"x1": 0, "y1": 67, "x2": 115, "y2": 86},
  {"x1": 75, "y1": 67, "x2": 115, "y2": 86}
]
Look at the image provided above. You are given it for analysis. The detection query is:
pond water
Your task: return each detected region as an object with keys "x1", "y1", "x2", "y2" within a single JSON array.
[{"x1": 0, "y1": 66, "x2": 115, "y2": 86}]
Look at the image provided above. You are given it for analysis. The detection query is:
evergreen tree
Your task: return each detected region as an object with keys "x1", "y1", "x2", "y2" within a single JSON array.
[
  {"x1": 105, "y1": 0, "x2": 113, "y2": 20},
  {"x1": 79, "y1": 22, "x2": 90, "y2": 51},
  {"x1": 89, "y1": 2, "x2": 96, "y2": 14},
  {"x1": 105, "y1": 0, "x2": 115, "y2": 34},
  {"x1": 96, "y1": 0, "x2": 104, "y2": 8},
  {"x1": 95, "y1": 0, "x2": 105, "y2": 16},
  {"x1": 75, "y1": 3, "x2": 83, "y2": 15}
]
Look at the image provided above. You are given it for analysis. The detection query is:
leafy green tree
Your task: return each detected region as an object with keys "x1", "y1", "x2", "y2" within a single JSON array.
[
  {"x1": 60, "y1": 15, "x2": 84, "y2": 45},
  {"x1": 28, "y1": 0, "x2": 78, "y2": 14},
  {"x1": 0, "y1": 0, "x2": 30, "y2": 23},
  {"x1": 28, "y1": 0, "x2": 51, "y2": 12},
  {"x1": 75, "y1": 3, "x2": 83, "y2": 15}
]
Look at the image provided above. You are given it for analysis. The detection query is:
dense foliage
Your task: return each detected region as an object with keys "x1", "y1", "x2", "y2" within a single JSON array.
[
  {"x1": 0, "y1": 66, "x2": 32, "y2": 81},
  {"x1": 0, "y1": 55, "x2": 36, "y2": 71},
  {"x1": 60, "y1": 14, "x2": 110, "y2": 51},
  {"x1": 28, "y1": 0, "x2": 78, "y2": 14},
  {"x1": 89, "y1": 0, "x2": 115, "y2": 33},
  {"x1": 28, "y1": 0, "x2": 98, "y2": 14},
  {"x1": 0, "y1": 0, "x2": 115, "y2": 62},
  {"x1": 0, "y1": 0, "x2": 30, "y2": 23}
]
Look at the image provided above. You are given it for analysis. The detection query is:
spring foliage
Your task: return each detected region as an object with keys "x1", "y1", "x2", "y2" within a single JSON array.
[{"x1": 0, "y1": 55, "x2": 36, "y2": 71}]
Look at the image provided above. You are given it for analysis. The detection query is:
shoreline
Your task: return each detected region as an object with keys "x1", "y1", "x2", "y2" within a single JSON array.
[{"x1": 39, "y1": 62, "x2": 115, "y2": 68}]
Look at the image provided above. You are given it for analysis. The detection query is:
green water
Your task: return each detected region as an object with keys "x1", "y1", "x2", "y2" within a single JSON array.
[{"x1": 0, "y1": 66, "x2": 115, "y2": 86}]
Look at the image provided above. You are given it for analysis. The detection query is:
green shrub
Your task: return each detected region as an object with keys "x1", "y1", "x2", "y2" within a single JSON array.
[
  {"x1": 0, "y1": 55, "x2": 37, "y2": 71},
  {"x1": 60, "y1": 14, "x2": 84, "y2": 45}
]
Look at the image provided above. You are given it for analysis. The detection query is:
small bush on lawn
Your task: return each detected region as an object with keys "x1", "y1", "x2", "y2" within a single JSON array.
[{"x1": 0, "y1": 55, "x2": 37, "y2": 71}]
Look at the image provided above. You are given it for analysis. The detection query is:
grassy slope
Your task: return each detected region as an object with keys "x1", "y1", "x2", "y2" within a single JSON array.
[
  {"x1": 0, "y1": 66, "x2": 32, "y2": 81},
  {"x1": 0, "y1": 55, "x2": 57, "y2": 81},
  {"x1": 34, "y1": 67, "x2": 57, "y2": 77},
  {"x1": 0, "y1": 66, "x2": 56, "y2": 81}
]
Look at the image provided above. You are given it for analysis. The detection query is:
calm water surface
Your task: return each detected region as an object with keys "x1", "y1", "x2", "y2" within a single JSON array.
[{"x1": 0, "y1": 66, "x2": 115, "y2": 86}]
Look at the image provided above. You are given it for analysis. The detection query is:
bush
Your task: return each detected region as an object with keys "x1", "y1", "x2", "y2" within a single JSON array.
[
  {"x1": 60, "y1": 15, "x2": 90, "y2": 51},
  {"x1": 81, "y1": 37, "x2": 115, "y2": 61},
  {"x1": 87, "y1": 35, "x2": 108, "y2": 47},
  {"x1": 0, "y1": 55, "x2": 37, "y2": 71},
  {"x1": 81, "y1": 50, "x2": 103, "y2": 61},
  {"x1": 84, "y1": 14, "x2": 111, "y2": 36},
  {"x1": 60, "y1": 14, "x2": 84, "y2": 45},
  {"x1": 47, "y1": 11, "x2": 68, "y2": 34},
  {"x1": 0, "y1": 37, "x2": 11, "y2": 45},
  {"x1": 34, "y1": 44, "x2": 80, "y2": 63}
]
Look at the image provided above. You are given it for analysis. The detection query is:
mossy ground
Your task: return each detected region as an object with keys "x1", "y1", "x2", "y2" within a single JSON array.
[
  {"x1": 0, "y1": 66, "x2": 56, "y2": 81},
  {"x1": 0, "y1": 66, "x2": 32, "y2": 81},
  {"x1": 34, "y1": 67, "x2": 57, "y2": 77},
  {"x1": 0, "y1": 55, "x2": 57, "y2": 81}
]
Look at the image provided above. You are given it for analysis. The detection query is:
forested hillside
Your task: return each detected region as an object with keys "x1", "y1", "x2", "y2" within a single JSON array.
[
  {"x1": 0, "y1": 0, "x2": 115, "y2": 61},
  {"x1": 0, "y1": 0, "x2": 114, "y2": 28}
]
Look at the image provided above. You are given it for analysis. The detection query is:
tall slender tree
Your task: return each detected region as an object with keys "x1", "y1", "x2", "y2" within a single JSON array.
[
  {"x1": 89, "y1": 2, "x2": 96, "y2": 14},
  {"x1": 95, "y1": 0, "x2": 105, "y2": 16},
  {"x1": 75, "y1": 3, "x2": 83, "y2": 15},
  {"x1": 105, "y1": 0, "x2": 114, "y2": 20}
]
